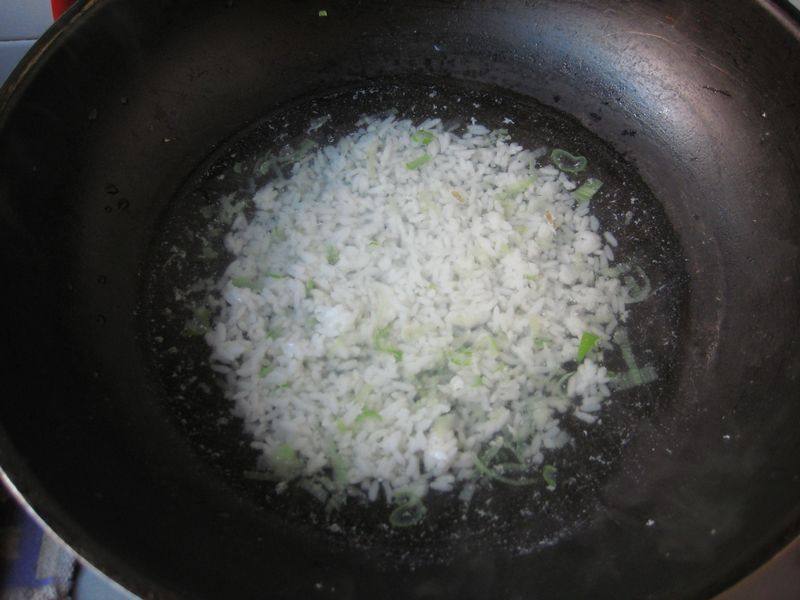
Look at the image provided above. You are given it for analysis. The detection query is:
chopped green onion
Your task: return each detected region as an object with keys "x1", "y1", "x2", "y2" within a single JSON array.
[
  {"x1": 318, "y1": 9, "x2": 328, "y2": 17},
  {"x1": 410, "y1": 129, "x2": 436, "y2": 145},
  {"x1": 405, "y1": 154, "x2": 432, "y2": 170},
  {"x1": 231, "y1": 276, "x2": 260, "y2": 290},
  {"x1": 574, "y1": 178, "x2": 603, "y2": 203},
  {"x1": 266, "y1": 328, "x2": 281, "y2": 340},
  {"x1": 278, "y1": 382, "x2": 290, "y2": 389},
  {"x1": 387, "y1": 347, "x2": 403, "y2": 361},
  {"x1": 494, "y1": 462, "x2": 528, "y2": 473},
  {"x1": 471, "y1": 375, "x2": 486, "y2": 388},
  {"x1": 524, "y1": 274, "x2": 539, "y2": 281},
  {"x1": 272, "y1": 443, "x2": 301, "y2": 478},
  {"x1": 368, "y1": 239, "x2": 380, "y2": 248},
  {"x1": 389, "y1": 498, "x2": 427, "y2": 527},
  {"x1": 306, "y1": 279, "x2": 317, "y2": 297},
  {"x1": 307, "y1": 114, "x2": 331, "y2": 132},
  {"x1": 555, "y1": 371, "x2": 573, "y2": 393},
  {"x1": 259, "y1": 364, "x2": 273, "y2": 377},
  {"x1": 393, "y1": 490, "x2": 419, "y2": 506},
  {"x1": 491, "y1": 128, "x2": 510, "y2": 141},
  {"x1": 296, "y1": 138, "x2": 318, "y2": 156},
  {"x1": 326, "y1": 245, "x2": 340, "y2": 265},
  {"x1": 355, "y1": 409, "x2": 382, "y2": 424},
  {"x1": 533, "y1": 337, "x2": 549, "y2": 349},
  {"x1": 482, "y1": 443, "x2": 504, "y2": 465},
  {"x1": 550, "y1": 149, "x2": 587, "y2": 173},
  {"x1": 266, "y1": 272, "x2": 287, "y2": 279},
  {"x1": 335, "y1": 418, "x2": 348, "y2": 433},
  {"x1": 473, "y1": 441, "x2": 537, "y2": 487},
  {"x1": 278, "y1": 139, "x2": 318, "y2": 165},
  {"x1": 449, "y1": 346, "x2": 472, "y2": 366},
  {"x1": 616, "y1": 330, "x2": 637, "y2": 370},
  {"x1": 498, "y1": 177, "x2": 535, "y2": 201},
  {"x1": 474, "y1": 452, "x2": 537, "y2": 486},
  {"x1": 543, "y1": 465, "x2": 557, "y2": 490},
  {"x1": 613, "y1": 365, "x2": 658, "y2": 391},
  {"x1": 612, "y1": 330, "x2": 658, "y2": 391},
  {"x1": 577, "y1": 331, "x2": 600, "y2": 362},
  {"x1": 256, "y1": 157, "x2": 275, "y2": 176},
  {"x1": 624, "y1": 266, "x2": 652, "y2": 303},
  {"x1": 374, "y1": 325, "x2": 403, "y2": 361}
]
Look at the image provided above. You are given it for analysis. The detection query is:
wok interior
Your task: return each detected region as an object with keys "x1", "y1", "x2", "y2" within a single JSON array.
[
  {"x1": 0, "y1": 1, "x2": 799, "y2": 598},
  {"x1": 140, "y1": 80, "x2": 688, "y2": 563}
]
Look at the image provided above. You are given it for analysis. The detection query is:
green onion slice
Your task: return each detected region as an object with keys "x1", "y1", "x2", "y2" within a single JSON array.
[
  {"x1": 543, "y1": 465, "x2": 557, "y2": 490},
  {"x1": 574, "y1": 178, "x2": 603, "y2": 203},
  {"x1": 499, "y1": 177, "x2": 535, "y2": 200},
  {"x1": 410, "y1": 130, "x2": 436, "y2": 146},
  {"x1": 355, "y1": 409, "x2": 382, "y2": 424},
  {"x1": 374, "y1": 325, "x2": 403, "y2": 361},
  {"x1": 231, "y1": 276, "x2": 260, "y2": 290},
  {"x1": 326, "y1": 245, "x2": 340, "y2": 265},
  {"x1": 449, "y1": 346, "x2": 472, "y2": 366},
  {"x1": 551, "y1": 148, "x2": 587, "y2": 173},
  {"x1": 577, "y1": 331, "x2": 600, "y2": 362},
  {"x1": 389, "y1": 498, "x2": 427, "y2": 527},
  {"x1": 474, "y1": 452, "x2": 537, "y2": 486},
  {"x1": 406, "y1": 154, "x2": 432, "y2": 170}
]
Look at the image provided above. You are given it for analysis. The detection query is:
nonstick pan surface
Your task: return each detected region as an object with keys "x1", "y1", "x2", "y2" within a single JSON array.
[{"x1": 1, "y1": 1, "x2": 799, "y2": 598}]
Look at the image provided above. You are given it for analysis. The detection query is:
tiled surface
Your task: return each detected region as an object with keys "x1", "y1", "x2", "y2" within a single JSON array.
[
  {"x1": 0, "y1": 486, "x2": 138, "y2": 599},
  {"x1": 73, "y1": 565, "x2": 138, "y2": 600},
  {"x1": 0, "y1": 0, "x2": 52, "y2": 40},
  {"x1": 0, "y1": 39, "x2": 35, "y2": 86},
  {"x1": 0, "y1": 0, "x2": 51, "y2": 87}
]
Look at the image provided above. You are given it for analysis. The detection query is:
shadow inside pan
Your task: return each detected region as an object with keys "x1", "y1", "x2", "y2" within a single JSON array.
[{"x1": 138, "y1": 78, "x2": 688, "y2": 567}]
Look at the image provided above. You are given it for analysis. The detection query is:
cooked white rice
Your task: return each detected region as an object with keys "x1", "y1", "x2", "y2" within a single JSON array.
[{"x1": 205, "y1": 115, "x2": 632, "y2": 506}]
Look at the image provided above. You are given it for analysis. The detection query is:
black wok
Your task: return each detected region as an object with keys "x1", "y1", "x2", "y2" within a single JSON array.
[{"x1": 1, "y1": 0, "x2": 799, "y2": 598}]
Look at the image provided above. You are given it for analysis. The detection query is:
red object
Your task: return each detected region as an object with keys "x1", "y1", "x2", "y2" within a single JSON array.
[{"x1": 51, "y1": 0, "x2": 76, "y2": 20}]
